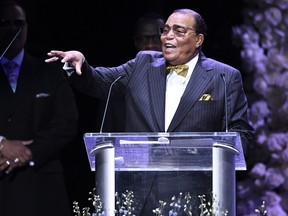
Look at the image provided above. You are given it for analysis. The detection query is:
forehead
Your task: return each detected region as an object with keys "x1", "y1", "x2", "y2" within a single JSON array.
[
  {"x1": 165, "y1": 12, "x2": 195, "y2": 27},
  {"x1": 0, "y1": 5, "x2": 26, "y2": 20}
]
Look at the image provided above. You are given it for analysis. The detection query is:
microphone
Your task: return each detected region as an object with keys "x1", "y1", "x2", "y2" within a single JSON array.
[
  {"x1": 0, "y1": 28, "x2": 22, "y2": 60},
  {"x1": 221, "y1": 73, "x2": 228, "y2": 132},
  {"x1": 99, "y1": 75, "x2": 124, "y2": 133}
]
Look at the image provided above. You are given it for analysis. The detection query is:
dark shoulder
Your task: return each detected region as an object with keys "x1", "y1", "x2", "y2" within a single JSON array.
[
  {"x1": 200, "y1": 52, "x2": 239, "y2": 73},
  {"x1": 209, "y1": 58, "x2": 238, "y2": 71},
  {"x1": 136, "y1": 50, "x2": 163, "y2": 59},
  {"x1": 134, "y1": 50, "x2": 164, "y2": 65}
]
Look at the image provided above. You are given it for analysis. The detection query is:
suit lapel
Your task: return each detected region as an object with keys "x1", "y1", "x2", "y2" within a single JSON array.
[
  {"x1": 4, "y1": 55, "x2": 37, "y2": 116},
  {"x1": 148, "y1": 59, "x2": 166, "y2": 131},
  {"x1": 16, "y1": 56, "x2": 37, "y2": 99},
  {"x1": 0, "y1": 67, "x2": 13, "y2": 96},
  {"x1": 167, "y1": 57, "x2": 214, "y2": 131}
]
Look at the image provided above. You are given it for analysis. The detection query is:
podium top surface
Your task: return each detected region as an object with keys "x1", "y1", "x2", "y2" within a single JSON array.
[
  {"x1": 83, "y1": 132, "x2": 246, "y2": 171},
  {"x1": 84, "y1": 131, "x2": 238, "y2": 138}
]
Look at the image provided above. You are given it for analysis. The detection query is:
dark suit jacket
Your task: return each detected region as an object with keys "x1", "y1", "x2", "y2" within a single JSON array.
[
  {"x1": 0, "y1": 53, "x2": 78, "y2": 216},
  {"x1": 71, "y1": 50, "x2": 254, "y2": 152}
]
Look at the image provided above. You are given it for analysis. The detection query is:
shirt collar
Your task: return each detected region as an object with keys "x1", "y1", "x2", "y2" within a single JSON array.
[
  {"x1": 0, "y1": 49, "x2": 24, "y2": 66},
  {"x1": 166, "y1": 53, "x2": 199, "y2": 83}
]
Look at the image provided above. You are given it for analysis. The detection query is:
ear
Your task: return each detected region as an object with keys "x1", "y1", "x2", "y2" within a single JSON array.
[{"x1": 195, "y1": 34, "x2": 204, "y2": 48}]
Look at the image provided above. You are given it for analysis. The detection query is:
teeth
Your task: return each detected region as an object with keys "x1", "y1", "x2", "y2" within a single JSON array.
[{"x1": 166, "y1": 44, "x2": 174, "y2": 48}]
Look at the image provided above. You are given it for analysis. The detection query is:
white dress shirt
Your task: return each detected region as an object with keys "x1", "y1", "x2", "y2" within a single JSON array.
[{"x1": 165, "y1": 54, "x2": 199, "y2": 131}]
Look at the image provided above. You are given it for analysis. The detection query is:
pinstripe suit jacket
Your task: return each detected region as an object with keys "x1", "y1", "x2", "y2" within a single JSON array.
[{"x1": 71, "y1": 50, "x2": 255, "y2": 153}]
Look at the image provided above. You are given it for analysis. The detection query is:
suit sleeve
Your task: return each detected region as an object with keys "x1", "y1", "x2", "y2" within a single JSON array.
[{"x1": 227, "y1": 70, "x2": 255, "y2": 158}]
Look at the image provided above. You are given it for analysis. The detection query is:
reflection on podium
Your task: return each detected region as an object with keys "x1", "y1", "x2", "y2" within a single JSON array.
[{"x1": 84, "y1": 132, "x2": 246, "y2": 216}]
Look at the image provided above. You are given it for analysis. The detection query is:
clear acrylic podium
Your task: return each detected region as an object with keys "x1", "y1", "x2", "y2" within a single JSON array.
[{"x1": 84, "y1": 132, "x2": 246, "y2": 216}]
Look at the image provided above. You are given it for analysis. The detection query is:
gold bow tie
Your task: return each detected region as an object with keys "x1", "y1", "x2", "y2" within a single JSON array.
[{"x1": 166, "y1": 64, "x2": 189, "y2": 77}]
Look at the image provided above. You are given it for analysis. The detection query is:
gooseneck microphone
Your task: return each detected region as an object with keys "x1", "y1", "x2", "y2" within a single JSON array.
[
  {"x1": 94, "y1": 76, "x2": 125, "y2": 215},
  {"x1": 0, "y1": 28, "x2": 22, "y2": 60},
  {"x1": 99, "y1": 75, "x2": 124, "y2": 133},
  {"x1": 221, "y1": 73, "x2": 228, "y2": 132}
]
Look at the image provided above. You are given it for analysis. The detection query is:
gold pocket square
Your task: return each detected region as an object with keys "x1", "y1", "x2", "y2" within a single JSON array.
[{"x1": 199, "y1": 94, "x2": 213, "y2": 101}]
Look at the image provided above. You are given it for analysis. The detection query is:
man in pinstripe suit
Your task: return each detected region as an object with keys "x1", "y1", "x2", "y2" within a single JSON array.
[{"x1": 46, "y1": 8, "x2": 255, "y2": 215}]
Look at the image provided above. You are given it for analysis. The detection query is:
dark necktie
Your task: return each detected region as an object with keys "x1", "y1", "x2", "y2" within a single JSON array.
[
  {"x1": 166, "y1": 64, "x2": 189, "y2": 77},
  {"x1": 3, "y1": 61, "x2": 18, "y2": 92}
]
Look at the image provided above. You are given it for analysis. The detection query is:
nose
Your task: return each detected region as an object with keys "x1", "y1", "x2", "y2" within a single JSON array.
[{"x1": 165, "y1": 29, "x2": 177, "y2": 38}]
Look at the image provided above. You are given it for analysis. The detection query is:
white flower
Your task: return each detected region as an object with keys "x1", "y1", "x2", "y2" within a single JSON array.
[
  {"x1": 264, "y1": 7, "x2": 282, "y2": 26},
  {"x1": 278, "y1": 0, "x2": 288, "y2": 9},
  {"x1": 278, "y1": 72, "x2": 288, "y2": 88},
  {"x1": 266, "y1": 133, "x2": 288, "y2": 152},
  {"x1": 264, "y1": 168, "x2": 285, "y2": 189},
  {"x1": 281, "y1": 148, "x2": 288, "y2": 162},
  {"x1": 261, "y1": 191, "x2": 282, "y2": 206},
  {"x1": 250, "y1": 163, "x2": 267, "y2": 178},
  {"x1": 266, "y1": 206, "x2": 288, "y2": 216}
]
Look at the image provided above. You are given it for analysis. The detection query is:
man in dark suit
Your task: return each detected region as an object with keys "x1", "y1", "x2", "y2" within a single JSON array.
[
  {"x1": 0, "y1": 1, "x2": 78, "y2": 216},
  {"x1": 46, "y1": 8, "x2": 255, "y2": 215}
]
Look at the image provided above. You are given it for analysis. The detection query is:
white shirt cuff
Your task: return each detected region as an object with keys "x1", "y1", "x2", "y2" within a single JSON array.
[{"x1": 63, "y1": 62, "x2": 75, "y2": 77}]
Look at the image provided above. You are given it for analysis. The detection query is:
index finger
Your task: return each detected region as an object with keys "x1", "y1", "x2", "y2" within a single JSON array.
[{"x1": 45, "y1": 50, "x2": 65, "y2": 63}]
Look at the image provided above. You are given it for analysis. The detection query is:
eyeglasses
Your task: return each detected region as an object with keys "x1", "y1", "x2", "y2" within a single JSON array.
[
  {"x1": 0, "y1": 19, "x2": 27, "y2": 28},
  {"x1": 159, "y1": 24, "x2": 196, "y2": 37}
]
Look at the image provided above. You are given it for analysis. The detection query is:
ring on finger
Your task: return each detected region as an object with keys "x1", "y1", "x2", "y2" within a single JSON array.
[
  {"x1": 6, "y1": 160, "x2": 10, "y2": 166},
  {"x1": 14, "y1": 158, "x2": 19, "y2": 163}
]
